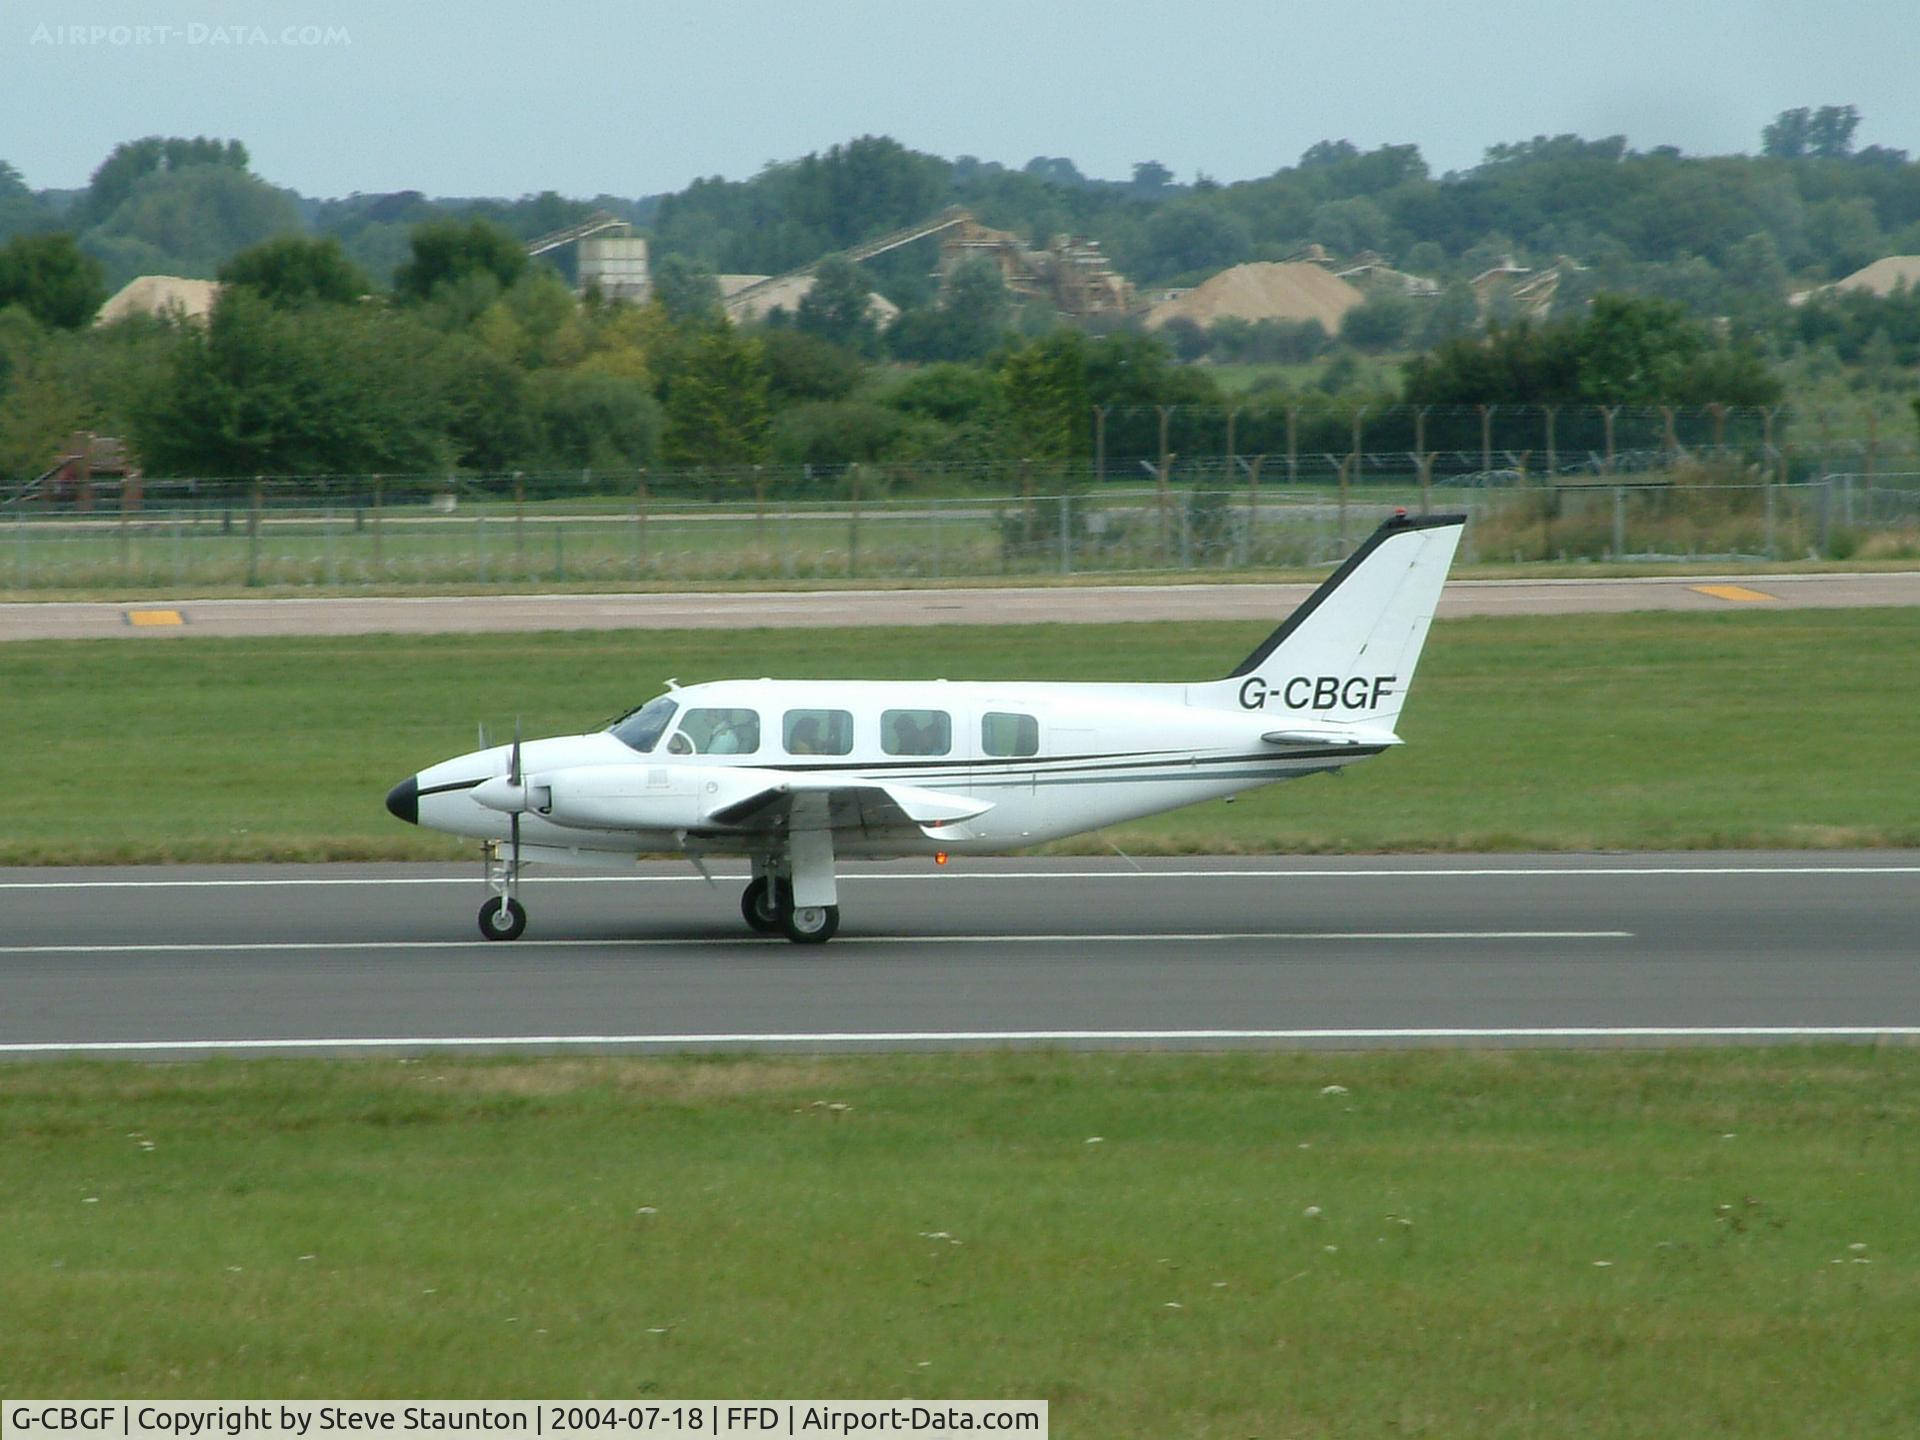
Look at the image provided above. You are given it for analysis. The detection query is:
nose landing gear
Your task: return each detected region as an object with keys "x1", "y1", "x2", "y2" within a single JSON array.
[{"x1": 478, "y1": 839, "x2": 526, "y2": 941}]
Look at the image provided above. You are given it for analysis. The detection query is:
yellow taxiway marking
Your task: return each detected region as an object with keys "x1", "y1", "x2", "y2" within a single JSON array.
[
  {"x1": 1690, "y1": 584, "x2": 1776, "y2": 603},
  {"x1": 124, "y1": 608, "x2": 185, "y2": 627}
]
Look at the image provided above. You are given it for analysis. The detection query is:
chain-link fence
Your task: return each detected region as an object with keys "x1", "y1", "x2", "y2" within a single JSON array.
[{"x1": 4, "y1": 469, "x2": 1916, "y2": 592}]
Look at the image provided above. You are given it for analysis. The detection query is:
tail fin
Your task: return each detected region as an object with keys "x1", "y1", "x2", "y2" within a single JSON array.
[{"x1": 1188, "y1": 512, "x2": 1466, "y2": 734}]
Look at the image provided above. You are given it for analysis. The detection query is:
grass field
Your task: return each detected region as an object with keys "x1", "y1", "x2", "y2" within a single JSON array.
[
  {"x1": 4, "y1": 1049, "x2": 1917, "y2": 1433},
  {"x1": 2, "y1": 608, "x2": 1914, "y2": 865}
]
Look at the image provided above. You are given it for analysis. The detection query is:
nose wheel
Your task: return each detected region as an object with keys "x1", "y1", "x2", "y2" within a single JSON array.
[{"x1": 478, "y1": 896, "x2": 527, "y2": 941}]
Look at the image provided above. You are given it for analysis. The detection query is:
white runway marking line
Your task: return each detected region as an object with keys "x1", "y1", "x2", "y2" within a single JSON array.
[
  {"x1": 5, "y1": 1025, "x2": 1920, "y2": 1056},
  {"x1": 0, "y1": 930, "x2": 1632, "y2": 955},
  {"x1": 3, "y1": 864, "x2": 1916, "y2": 890}
]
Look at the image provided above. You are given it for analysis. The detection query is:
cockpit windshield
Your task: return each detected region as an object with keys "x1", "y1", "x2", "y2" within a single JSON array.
[{"x1": 608, "y1": 694, "x2": 678, "y2": 753}]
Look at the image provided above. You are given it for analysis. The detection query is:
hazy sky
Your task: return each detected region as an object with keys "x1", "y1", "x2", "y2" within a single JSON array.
[{"x1": 5, "y1": 0, "x2": 1917, "y2": 198}]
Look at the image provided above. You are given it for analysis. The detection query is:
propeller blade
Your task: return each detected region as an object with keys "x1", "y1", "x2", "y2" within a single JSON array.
[
  {"x1": 509, "y1": 717, "x2": 522, "y2": 787},
  {"x1": 478, "y1": 721, "x2": 490, "y2": 751}
]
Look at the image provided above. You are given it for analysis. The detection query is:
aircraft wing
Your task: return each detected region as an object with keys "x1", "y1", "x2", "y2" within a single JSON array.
[{"x1": 703, "y1": 776, "x2": 992, "y2": 838}]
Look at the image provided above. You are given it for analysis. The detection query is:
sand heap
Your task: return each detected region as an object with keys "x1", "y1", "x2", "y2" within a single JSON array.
[
  {"x1": 1830, "y1": 255, "x2": 1920, "y2": 297},
  {"x1": 95, "y1": 275, "x2": 222, "y2": 326},
  {"x1": 1144, "y1": 262, "x2": 1365, "y2": 334}
]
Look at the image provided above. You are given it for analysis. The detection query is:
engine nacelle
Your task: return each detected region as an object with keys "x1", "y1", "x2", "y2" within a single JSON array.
[{"x1": 536, "y1": 763, "x2": 772, "y2": 832}]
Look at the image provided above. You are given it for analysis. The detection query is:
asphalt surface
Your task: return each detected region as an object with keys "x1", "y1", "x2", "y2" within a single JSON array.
[
  {"x1": 4, "y1": 570, "x2": 1917, "y2": 641},
  {"x1": 3, "y1": 854, "x2": 1916, "y2": 1058}
]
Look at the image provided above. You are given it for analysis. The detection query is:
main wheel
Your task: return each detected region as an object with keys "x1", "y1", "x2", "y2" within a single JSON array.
[
  {"x1": 781, "y1": 903, "x2": 840, "y2": 945},
  {"x1": 478, "y1": 896, "x2": 527, "y2": 941},
  {"x1": 741, "y1": 876, "x2": 785, "y2": 934}
]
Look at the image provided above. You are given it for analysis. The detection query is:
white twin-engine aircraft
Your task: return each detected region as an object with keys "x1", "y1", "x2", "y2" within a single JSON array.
[{"x1": 386, "y1": 511, "x2": 1467, "y2": 944}]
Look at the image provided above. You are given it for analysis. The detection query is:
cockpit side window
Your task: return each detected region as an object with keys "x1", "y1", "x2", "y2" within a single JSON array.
[
  {"x1": 608, "y1": 694, "x2": 677, "y2": 753},
  {"x1": 676, "y1": 707, "x2": 761, "y2": 755}
]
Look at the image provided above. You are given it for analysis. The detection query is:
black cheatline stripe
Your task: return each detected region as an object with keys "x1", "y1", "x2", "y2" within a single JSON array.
[
  {"x1": 416, "y1": 747, "x2": 1375, "y2": 805},
  {"x1": 418, "y1": 777, "x2": 485, "y2": 799},
  {"x1": 1226, "y1": 512, "x2": 1466, "y2": 679}
]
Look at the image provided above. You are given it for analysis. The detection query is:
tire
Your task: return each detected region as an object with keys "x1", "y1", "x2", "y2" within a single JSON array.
[
  {"x1": 478, "y1": 896, "x2": 527, "y2": 941},
  {"x1": 741, "y1": 876, "x2": 785, "y2": 934},
  {"x1": 781, "y1": 903, "x2": 840, "y2": 945}
]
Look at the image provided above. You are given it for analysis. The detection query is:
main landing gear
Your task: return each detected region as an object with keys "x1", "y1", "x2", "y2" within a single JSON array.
[
  {"x1": 745, "y1": 814, "x2": 841, "y2": 944},
  {"x1": 740, "y1": 875, "x2": 841, "y2": 945}
]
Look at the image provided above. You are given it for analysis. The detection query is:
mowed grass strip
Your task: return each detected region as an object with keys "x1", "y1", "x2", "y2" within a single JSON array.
[
  {"x1": 3, "y1": 1050, "x2": 1918, "y2": 1434},
  {"x1": 3, "y1": 608, "x2": 1915, "y2": 864}
]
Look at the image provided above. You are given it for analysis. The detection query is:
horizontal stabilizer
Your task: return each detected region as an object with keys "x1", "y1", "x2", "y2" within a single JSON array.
[{"x1": 1261, "y1": 728, "x2": 1398, "y2": 748}]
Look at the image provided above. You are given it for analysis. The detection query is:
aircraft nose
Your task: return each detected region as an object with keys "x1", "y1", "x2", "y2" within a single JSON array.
[{"x1": 385, "y1": 775, "x2": 419, "y2": 825}]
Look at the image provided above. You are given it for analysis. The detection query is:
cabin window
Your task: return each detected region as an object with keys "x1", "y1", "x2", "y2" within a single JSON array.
[
  {"x1": 883, "y1": 709, "x2": 951, "y2": 757},
  {"x1": 608, "y1": 695, "x2": 677, "y2": 753},
  {"x1": 981, "y1": 711, "x2": 1039, "y2": 758},
  {"x1": 676, "y1": 707, "x2": 760, "y2": 756},
  {"x1": 783, "y1": 708, "x2": 854, "y2": 757}
]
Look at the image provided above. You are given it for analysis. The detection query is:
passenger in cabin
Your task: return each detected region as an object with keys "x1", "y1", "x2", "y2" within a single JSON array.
[{"x1": 789, "y1": 717, "x2": 823, "y2": 755}]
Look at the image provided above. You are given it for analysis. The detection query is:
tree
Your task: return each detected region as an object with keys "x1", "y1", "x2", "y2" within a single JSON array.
[
  {"x1": 70, "y1": 135, "x2": 249, "y2": 231},
  {"x1": 85, "y1": 166, "x2": 302, "y2": 286},
  {"x1": 648, "y1": 254, "x2": 723, "y2": 324},
  {"x1": 759, "y1": 328, "x2": 863, "y2": 406},
  {"x1": 1339, "y1": 290, "x2": 1418, "y2": 352},
  {"x1": 134, "y1": 289, "x2": 453, "y2": 475},
  {"x1": 219, "y1": 235, "x2": 370, "y2": 306},
  {"x1": 1419, "y1": 281, "x2": 1479, "y2": 347},
  {"x1": 796, "y1": 256, "x2": 880, "y2": 354},
  {"x1": 1764, "y1": 105, "x2": 1860, "y2": 160},
  {"x1": 0, "y1": 233, "x2": 108, "y2": 329},
  {"x1": 1130, "y1": 160, "x2": 1175, "y2": 195},
  {"x1": 999, "y1": 332, "x2": 1089, "y2": 460},
  {"x1": 660, "y1": 327, "x2": 771, "y2": 469},
  {"x1": 533, "y1": 369, "x2": 660, "y2": 470},
  {"x1": 886, "y1": 258, "x2": 1011, "y2": 363},
  {"x1": 393, "y1": 218, "x2": 527, "y2": 302}
]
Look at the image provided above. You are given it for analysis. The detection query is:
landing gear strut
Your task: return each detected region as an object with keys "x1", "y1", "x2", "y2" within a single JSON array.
[{"x1": 478, "y1": 838, "x2": 527, "y2": 940}]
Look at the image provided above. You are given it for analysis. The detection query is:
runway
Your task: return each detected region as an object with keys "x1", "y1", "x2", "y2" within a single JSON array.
[
  {"x1": 3, "y1": 569, "x2": 1917, "y2": 641},
  {"x1": 3, "y1": 854, "x2": 1916, "y2": 1058}
]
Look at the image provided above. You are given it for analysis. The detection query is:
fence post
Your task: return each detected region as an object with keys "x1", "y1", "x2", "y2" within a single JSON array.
[
  {"x1": 932, "y1": 498, "x2": 943, "y2": 579},
  {"x1": 1285, "y1": 406, "x2": 1299, "y2": 488},
  {"x1": 247, "y1": 477, "x2": 263, "y2": 587},
  {"x1": 118, "y1": 478, "x2": 131, "y2": 578},
  {"x1": 1244, "y1": 453, "x2": 1265, "y2": 564},
  {"x1": 1660, "y1": 406, "x2": 1679, "y2": 467},
  {"x1": 171, "y1": 511, "x2": 183, "y2": 586},
  {"x1": 848, "y1": 464, "x2": 861, "y2": 578},
  {"x1": 1478, "y1": 404, "x2": 1495, "y2": 475},
  {"x1": 1418, "y1": 452, "x2": 1434, "y2": 516},
  {"x1": 1544, "y1": 405, "x2": 1558, "y2": 479},
  {"x1": 12, "y1": 504, "x2": 24, "y2": 590},
  {"x1": 1350, "y1": 407, "x2": 1366, "y2": 489},
  {"x1": 1337, "y1": 455, "x2": 1350, "y2": 555},
  {"x1": 1818, "y1": 476, "x2": 1833, "y2": 555},
  {"x1": 1225, "y1": 407, "x2": 1239, "y2": 483},
  {"x1": 1865, "y1": 409, "x2": 1879, "y2": 498},
  {"x1": 324, "y1": 505, "x2": 338, "y2": 585},
  {"x1": 1156, "y1": 450, "x2": 1175, "y2": 564},
  {"x1": 1764, "y1": 482, "x2": 1776, "y2": 560},
  {"x1": 372, "y1": 475, "x2": 384, "y2": 577},
  {"x1": 1602, "y1": 406, "x2": 1619, "y2": 473},
  {"x1": 1612, "y1": 485, "x2": 1625, "y2": 559},
  {"x1": 1092, "y1": 405, "x2": 1111, "y2": 486},
  {"x1": 1059, "y1": 493, "x2": 1071, "y2": 576}
]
